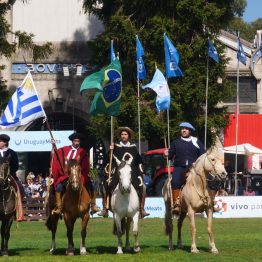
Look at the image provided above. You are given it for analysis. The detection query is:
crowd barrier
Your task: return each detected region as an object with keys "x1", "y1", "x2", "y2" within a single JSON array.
[{"x1": 22, "y1": 196, "x2": 262, "y2": 221}]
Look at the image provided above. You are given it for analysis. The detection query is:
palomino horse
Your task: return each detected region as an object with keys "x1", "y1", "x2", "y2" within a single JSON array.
[
  {"x1": 163, "y1": 144, "x2": 227, "y2": 253},
  {"x1": 46, "y1": 158, "x2": 90, "y2": 255},
  {"x1": 0, "y1": 158, "x2": 16, "y2": 256},
  {"x1": 111, "y1": 152, "x2": 140, "y2": 254}
]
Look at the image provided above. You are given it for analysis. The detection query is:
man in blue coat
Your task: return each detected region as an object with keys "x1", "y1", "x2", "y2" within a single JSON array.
[{"x1": 166, "y1": 122, "x2": 205, "y2": 214}]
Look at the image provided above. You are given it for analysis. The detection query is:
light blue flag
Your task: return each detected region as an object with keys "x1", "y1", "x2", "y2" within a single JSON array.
[
  {"x1": 253, "y1": 35, "x2": 262, "y2": 64},
  {"x1": 208, "y1": 39, "x2": 219, "y2": 63},
  {"x1": 142, "y1": 68, "x2": 170, "y2": 112},
  {"x1": 164, "y1": 33, "x2": 183, "y2": 78},
  {"x1": 110, "y1": 40, "x2": 116, "y2": 63},
  {"x1": 237, "y1": 37, "x2": 247, "y2": 65},
  {"x1": 136, "y1": 35, "x2": 146, "y2": 80},
  {"x1": 0, "y1": 72, "x2": 46, "y2": 128}
]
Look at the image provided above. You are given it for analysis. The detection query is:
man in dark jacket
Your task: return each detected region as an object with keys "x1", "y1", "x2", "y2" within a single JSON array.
[{"x1": 165, "y1": 122, "x2": 205, "y2": 214}]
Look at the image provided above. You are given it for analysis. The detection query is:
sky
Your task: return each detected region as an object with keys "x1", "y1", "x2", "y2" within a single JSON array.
[{"x1": 243, "y1": 0, "x2": 262, "y2": 23}]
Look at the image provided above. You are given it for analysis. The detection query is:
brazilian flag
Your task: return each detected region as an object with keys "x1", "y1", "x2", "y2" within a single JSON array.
[{"x1": 80, "y1": 59, "x2": 122, "y2": 116}]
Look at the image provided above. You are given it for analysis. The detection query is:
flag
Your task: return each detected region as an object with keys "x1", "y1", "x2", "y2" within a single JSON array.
[
  {"x1": 80, "y1": 59, "x2": 122, "y2": 116},
  {"x1": 237, "y1": 37, "x2": 247, "y2": 65},
  {"x1": 136, "y1": 35, "x2": 146, "y2": 80},
  {"x1": 110, "y1": 40, "x2": 116, "y2": 63},
  {"x1": 0, "y1": 72, "x2": 46, "y2": 128},
  {"x1": 208, "y1": 39, "x2": 219, "y2": 63},
  {"x1": 142, "y1": 68, "x2": 170, "y2": 112},
  {"x1": 164, "y1": 33, "x2": 183, "y2": 78}
]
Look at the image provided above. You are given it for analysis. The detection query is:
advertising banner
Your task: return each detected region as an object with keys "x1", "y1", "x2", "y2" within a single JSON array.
[{"x1": 0, "y1": 131, "x2": 73, "y2": 152}]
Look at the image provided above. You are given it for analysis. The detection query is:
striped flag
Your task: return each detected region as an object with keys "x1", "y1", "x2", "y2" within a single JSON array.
[
  {"x1": 0, "y1": 72, "x2": 46, "y2": 128},
  {"x1": 237, "y1": 37, "x2": 247, "y2": 65}
]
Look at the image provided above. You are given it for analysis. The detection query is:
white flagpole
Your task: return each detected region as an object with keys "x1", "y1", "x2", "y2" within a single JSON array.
[
  {"x1": 204, "y1": 56, "x2": 209, "y2": 150},
  {"x1": 234, "y1": 34, "x2": 240, "y2": 196},
  {"x1": 137, "y1": 59, "x2": 141, "y2": 154}
]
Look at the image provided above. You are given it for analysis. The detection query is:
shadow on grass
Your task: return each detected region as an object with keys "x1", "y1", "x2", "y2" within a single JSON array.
[
  {"x1": 159, "y1": 244, "x2": 211, "y2": 254},
  {"x1": 8, "y1": 247, "x2": 37, "y2": 256}
]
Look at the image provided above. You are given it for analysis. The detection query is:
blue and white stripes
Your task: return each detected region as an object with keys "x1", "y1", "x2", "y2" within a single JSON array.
[{"x1": 0, "y1": 72, "x2": 46, "y2": 128}]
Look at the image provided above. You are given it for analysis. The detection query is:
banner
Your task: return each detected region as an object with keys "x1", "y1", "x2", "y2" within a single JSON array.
[{"x1": 0, "y1": 131, "x2": 73, "y2": 152}]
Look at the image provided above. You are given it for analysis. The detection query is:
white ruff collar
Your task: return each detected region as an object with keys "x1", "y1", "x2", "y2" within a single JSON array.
[
  {"x1": 181, "y1": 136, "x2": 199, "y2": 149},
  {"x1": 120, "y1": 141, "x2": 130, "y2": 147},
  {"x1": 0, "y1": 147, "x2": 8, "y2": 157}
]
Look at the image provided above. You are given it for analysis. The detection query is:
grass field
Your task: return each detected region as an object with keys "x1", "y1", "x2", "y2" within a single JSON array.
[{"x1": 2, "y1": 216, "x2": 262, "y2": 261}]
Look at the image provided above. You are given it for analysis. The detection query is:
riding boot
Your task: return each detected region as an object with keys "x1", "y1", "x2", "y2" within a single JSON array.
[
  {"x1": 52, "y1": 192, "x2": 62, "y2": 215},
  {"x1": 97, "y1": 196, "x2": 109, "y2": 217},
  {"x1": 139, "y1": 194, "x2": 150, "y2": 219},
  {"x1": 172, "y1": 189, "x2": 181, "y2": 215},
  {"x1": 90, "y1": 190, "x2": 101, "y2": 214}
]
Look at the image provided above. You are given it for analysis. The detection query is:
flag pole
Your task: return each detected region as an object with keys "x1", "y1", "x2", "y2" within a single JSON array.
[
  {"x1": 137, "y1": 62, "x2": 141, "y2": 154},
  {"x1": 234, "y1": 38, "x2": 240, "y2": 196},
  {"x1": 204, "y1": 55, "x2": 209, "y2": 150}
]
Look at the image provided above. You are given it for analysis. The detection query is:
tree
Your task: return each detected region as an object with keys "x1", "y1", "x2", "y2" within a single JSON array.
[
  {"x1": 83, "y1": 0, "x2": 236, "y2": 148},
  {"x1": 0, "y1": 0, "x2": 52, "y2": 110},
  {"x1": 231, "y1": 0, "x2": 247, "y2": 17}
]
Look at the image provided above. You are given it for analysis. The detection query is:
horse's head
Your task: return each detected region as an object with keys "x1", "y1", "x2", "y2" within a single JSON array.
[
  {"x1": 0, "y1": 158, "x2": 10, "y2": 187},
  {"x1": 203, "y1": 146, "x2": 227, "y2": 182},
  {"x1": 114, "y1": 153, "x2": 133, "y2": 194},
  {"x1": 67, "y1": 157, "x2": 81, "y2": 191}
]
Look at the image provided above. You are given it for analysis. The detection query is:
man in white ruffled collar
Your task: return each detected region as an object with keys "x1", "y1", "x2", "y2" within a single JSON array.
[{"x1": 165, "y1": 122, "x2": 205, "y2": 215}]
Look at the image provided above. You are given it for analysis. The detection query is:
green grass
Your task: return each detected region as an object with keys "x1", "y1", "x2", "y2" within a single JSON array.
[{"x1": 2, "y1": 217, "x2": 262, "y2": 261}]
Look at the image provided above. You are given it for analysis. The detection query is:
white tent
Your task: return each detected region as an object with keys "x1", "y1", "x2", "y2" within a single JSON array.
[{"x1": 224, "y1": 143, "x2": 262, "y2": 155}]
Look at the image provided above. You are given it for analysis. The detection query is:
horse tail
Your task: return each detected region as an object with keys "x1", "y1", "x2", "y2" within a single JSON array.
[
  {"x1": 45, "y1": 185, "x2": 56, "y2": 231},
  {"x1": 164, "y1": 199, "x2": 173, "y2": 235},
  {"x1": 113, "y1": 218, "x2": 126, "y2": 235}
]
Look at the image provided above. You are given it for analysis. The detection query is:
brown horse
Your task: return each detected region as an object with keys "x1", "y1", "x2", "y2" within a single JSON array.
[
  {"x1": 163, "y1": 144, "x2": 227, "y2": 253},
  {"x1": 0, "y1": 158, "x2": 16, "y2": 256},
  {"x1": 46, "y1": 158, "x2": 91, "y2": 255}
]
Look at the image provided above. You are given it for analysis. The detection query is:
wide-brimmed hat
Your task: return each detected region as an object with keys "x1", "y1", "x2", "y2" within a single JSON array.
[
  {"x1": 0, "y1": 134, "x2": 10, "y2": 143},
  {"x1": 68, "y1": 132, "x2": 85, "y2": 141},
  {"x1": 118, "y1": 127, "x2": 134, "y2": 139},
  {"x1": 179, "y1": 122, "x2": 195, "y2": 131}
]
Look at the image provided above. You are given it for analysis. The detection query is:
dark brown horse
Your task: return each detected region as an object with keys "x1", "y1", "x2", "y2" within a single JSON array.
[
  {"x1": 0, "y1": 158, "x2": 16, "y2": 256},
  {"x1": 46, "y1": 158, "x2": 91, "y2": 255}
]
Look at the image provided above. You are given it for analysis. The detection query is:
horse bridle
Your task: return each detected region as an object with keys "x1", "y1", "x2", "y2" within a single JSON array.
[{"x1": 203, "y1": 153, "x2": 224, "y2": 182}]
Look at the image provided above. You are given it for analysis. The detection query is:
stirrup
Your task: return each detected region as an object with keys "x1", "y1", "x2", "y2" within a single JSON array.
[
  {"x1": 97, "y1": 209, "x2": 109, "y2": 217},
  {"x1": 52, "y1": 207, "x2": 62, "y2": 215},
  {"x1": 139, "y1": 209, "x2": 150, "y2": 219}
]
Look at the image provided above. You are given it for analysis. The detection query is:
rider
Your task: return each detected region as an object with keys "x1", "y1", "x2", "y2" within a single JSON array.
[
  {"x1": 0, "y1": 134, "x2": 24, "y2": 220},
  {"x1": 165, "y1": 122, "x2": 205, "y2": 215},
  {"x1": 51, "y1": 132, "x2": 100, "y2": 215},
  {"x1": 98, "y1": 127, "x2": 150, "y2": 218}
]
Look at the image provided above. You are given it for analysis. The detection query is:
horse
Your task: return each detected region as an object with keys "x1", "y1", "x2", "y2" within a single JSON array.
[
  {"x1": 45, "y1": 158, "x2": 91, "y2": 256},
  {"x1": 163, "y1": 144, "x2": 227, "y2": 253},
  {"x1": 111, "y1": 152, "x2": 140, "y2": 254},
  {"x1": 0, "y1": 158, "x2": 16, "y2": 256}
]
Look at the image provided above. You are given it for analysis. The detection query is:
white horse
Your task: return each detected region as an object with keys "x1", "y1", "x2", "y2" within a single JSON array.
[
  {"x1": 163, "y1": 143, "x2": 227, "y2": 253},
  {"x1": 111, "y1": 152, "x2": 140, "y2": 254}
]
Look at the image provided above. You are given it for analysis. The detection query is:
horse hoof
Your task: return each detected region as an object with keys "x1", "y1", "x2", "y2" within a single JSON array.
[
  {"x1": 177, "y1": 243, "x2": 183, "y2": 249},
  {"x1": 80, "y1": 247, "x2": 87, "y2": 255},
  {"x1": 1, "y1": 251, "x2": 8, "y2": 256},
  {"x1": 66, "y1": 249, "x2": 74, "y2": 256},
  {"x1": 117, "y1": 249, "x2": 123, "y2": 254},
  {"x1": 211, "y1": 248, "x2": 218, "y2": 254},
  {"x1": 125, "y1": 247, "x2": 131, "y2": 253},
  {"x1": 49, "y1": 248, "x2": 56, "y2": 255},
  {"x1": 191, "y1": 248, "x2": 200, "y2": 254},
  {"x1": 168, "y1": 245, "x2": 174, "y2": 251},
  {"x1": 134, "y1": 246, "x2": 141, "y2": 253}
]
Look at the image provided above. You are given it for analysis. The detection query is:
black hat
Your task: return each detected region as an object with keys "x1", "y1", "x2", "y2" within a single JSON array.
[
  {"x1": 68, "y1": 132, "x2": 84, "y2": 141},
  {"x1": 0, "y1": 134, "x2": 10, "y2": 143}
]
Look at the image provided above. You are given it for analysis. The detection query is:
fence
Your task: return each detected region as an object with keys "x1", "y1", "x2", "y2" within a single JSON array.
[{"x1": 22, "y1": 197, "x2": 46, "y2": 221}]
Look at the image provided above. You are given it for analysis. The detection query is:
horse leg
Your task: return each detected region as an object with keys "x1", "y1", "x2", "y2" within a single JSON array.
[
  {"x1": 114, "y1": 213, "x2": 123, "y2": 254},
  {"x1": 133, "y1": 211, "x2": 140, "y2": 253},
  {"x1": 206, "y1": 208, "x2": 218, "y2": 254},
  {"x1": 188, "y1": 208, "x2": 199, "y2": 253},
  {"x1": 125, "y1": 217, "x2": 131, "y2": 252},
  {"x1": 64, "y1": 213, "x2": 76, "y2": 256},
  {"x1": 177, "y1": 212, "x2": 186, "y2": 249},
  {"x1": 1, "y1": 216, "x2": 13, "y2": 256},
  {"x1": 80, "y1": 212, "x2": 90, "y2": 255},
  {"x1": 49, "y1": 214, "x2": 59, "y2": 255},
  {"x1": 164, "y1": 200, "x2": 174, "y2": 250}
]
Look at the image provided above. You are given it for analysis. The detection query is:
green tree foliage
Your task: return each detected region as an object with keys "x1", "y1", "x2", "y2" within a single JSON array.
[
  {"x1": 0, "y1": 0, "x2": 52, "y2": 110},
  {"x1": 83, "y1": 0, "x2": 236, "y2": 148},
  {"x1": 231, "y1": 0, "x2": 247, "y2": 17}
]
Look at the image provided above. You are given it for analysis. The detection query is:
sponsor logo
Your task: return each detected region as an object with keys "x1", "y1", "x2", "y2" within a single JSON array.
[
  {"x1": 15, "y1": 139, "x2": 21, "y2": 145},
  {"x1": 214, "y1": 199, "x2": 228, "y2": 214}
]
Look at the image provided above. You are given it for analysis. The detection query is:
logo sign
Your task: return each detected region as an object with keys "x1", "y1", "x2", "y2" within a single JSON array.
[
  {"x1": 12, "y1": 63, "x2": 95, "y2": 74},
  {"x1": 0, "y1": 131, "x2": 73, "y2": 152}
]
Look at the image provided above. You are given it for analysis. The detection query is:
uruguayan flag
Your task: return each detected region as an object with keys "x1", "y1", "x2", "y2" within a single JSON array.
[
  {"x1": 142, "y1": 68, "x2": 170, "y2": 113},
  {"x1": 0, "y1": 72, "x2": 46, "y2": 128}
]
